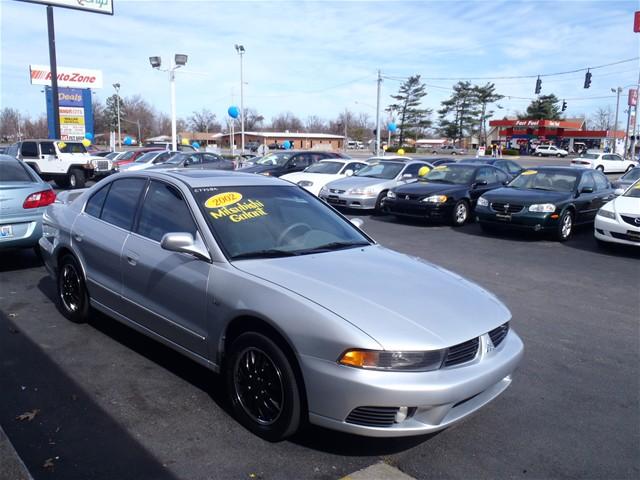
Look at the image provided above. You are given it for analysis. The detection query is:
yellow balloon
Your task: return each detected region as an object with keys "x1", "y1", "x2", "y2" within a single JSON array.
[
  {"x1": 418, "y1": 166, "x2": 431, "y2": 177},
  {"x1": 181, "y1": 138, "x2": 190, "y2": 145},
  {"x1": 382, "y1": 145, "x2": 388, "y2": 151},
  {"x1": 397, "y1": 148, "x2": 405, "y2": 155},
  {"x1": 82, "y1": 138, "x2": 91, "y2": 147},
  {"x1": 57, "y1": 141, "x2": 66, "y2": 149}
]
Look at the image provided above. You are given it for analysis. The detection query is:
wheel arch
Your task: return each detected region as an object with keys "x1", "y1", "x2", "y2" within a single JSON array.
[{"x1": 55, "y1": 246, "x2": 88, "y2": 283}]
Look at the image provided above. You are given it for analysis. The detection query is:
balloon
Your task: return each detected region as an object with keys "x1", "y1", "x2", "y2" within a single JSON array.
[
  {"x1": 382, "y1": 144, "x2": 388, "y2": 151},
  {"x1": 191, "y1": 141, "x2": 200, "y2": 149},
  {"x1": 283, "y1": 140, "x2": 291, "y2": 149},
  {"x1": 181, "y1": 138, "x2": 190, "y2": 145},
  {"x1": 397, "y1": 148, "x2": 405, "y2": 155},
  {"x1": 388, "y1": 122, "x2": 397, "y2": 133},
  {"x1": 124, "y1": 136, "x2": 133, "y2": 145},
  {"x1": 228, "y1": 106, "x2": 240, "y2": 118},
  {"x1": 82, "y1": 138, "x2": 91, "y2": 147},
  {"x1": 84, "y1": 132, "x2": 94, "y2": 140},
  {"x1": 418, "y1": 166, "x2": 431, "y2": 177},
  {"x1": 57, "y1": 141, "x2": 67, "y2": 149}
]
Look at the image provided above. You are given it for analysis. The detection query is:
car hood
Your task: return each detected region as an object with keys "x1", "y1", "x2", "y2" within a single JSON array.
[
  {"x1": 282, "y1": 172, "x2": 341, "y2": 184},
  {"x1": 611, "y1": 195, "x2": 640, "y2": 215},
  {"x1": 394, "y1": 181, "x2": 466, "y2": 196},
  {"x1": 234, "y1": 245, "x2": 510, "y2": 350},
  {"x1": 239, "y1": 165, "x2": 280, "y2": 174},
  {"x1": 326, "y1": 176, "x2": 391, "y2": 190},
  {"x1": 481, "y1": 187, "x2": 570, "y2": 205}
]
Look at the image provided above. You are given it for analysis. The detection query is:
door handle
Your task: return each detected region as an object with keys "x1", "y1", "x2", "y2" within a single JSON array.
[
  {"x1": 125, "y1": 251, "x2": 139, "y2": 266},
  {"x1": 73, "y1": 232, "x2": 84, "y2": 242}
]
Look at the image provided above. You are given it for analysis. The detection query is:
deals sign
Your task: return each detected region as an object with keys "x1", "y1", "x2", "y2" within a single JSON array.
[
  {"x1": 17, "y1": 0, "x2": 113, "y2": 15},
  {"x1": 30, "y1": 65, "x2": 103, "y2": 89},
  {"x1": 628, "y1": 89, "x2": 637, "y2": 107}
]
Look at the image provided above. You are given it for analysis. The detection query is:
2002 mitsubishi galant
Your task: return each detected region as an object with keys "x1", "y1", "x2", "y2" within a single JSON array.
[{"x1": 39, "y1": 169, "x2": 523, "y2": 441}]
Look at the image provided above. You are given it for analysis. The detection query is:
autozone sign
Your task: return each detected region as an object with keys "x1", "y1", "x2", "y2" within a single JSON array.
[
  {"x1": 29, "y1": 65, "x2": 103, "y2": 88},
  {"x1": 17, "y1": 0, "x2": 113, "y2": 15}
]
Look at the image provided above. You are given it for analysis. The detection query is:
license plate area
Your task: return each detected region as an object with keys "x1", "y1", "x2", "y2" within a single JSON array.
[
  {"x1": 327, "y1": 195, "x2": 340, "y2": 203},
  {"x1": 626, "y1": 230, "x2": 640, "y2": 241},
  {"x1": 0, "y1": 225, "x2": 14, "y2": 238},
  {"x1": 495, "y1": 213, "x2": 512, "y2": 221}
]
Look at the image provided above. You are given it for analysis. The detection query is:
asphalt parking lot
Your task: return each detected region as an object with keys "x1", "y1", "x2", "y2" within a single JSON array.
[{"x1": 1, "y1": 199, "x2": 638, "y2": 479}]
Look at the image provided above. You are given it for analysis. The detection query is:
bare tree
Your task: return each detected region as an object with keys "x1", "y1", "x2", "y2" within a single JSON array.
[
  {"x1": 189, "y1": 109, "x2": 221, "y2": 132},
  {"x1": 23, "y1": 115, "x2": 48, "y2": 138},
  {"x1": 305, "y1": 115, "x2": 327, "y2": 132},
  {"x1": 269, "y1": 112, "x2": 303, "y2": 132},
  {"x1": 590, "y1": 106, "x2": 613, "y2": 131},
  {"x1": 0, "y1": 107, "x2": 21, "y2": 141}
]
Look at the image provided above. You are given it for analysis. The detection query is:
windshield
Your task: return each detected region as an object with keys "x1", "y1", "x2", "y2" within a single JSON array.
[
  {"x1": 356, "y1": 162, "x2": 403, "y2": 179},
  {"x1": 193, "y1": 185, "x2": 370, "y2": 259},
  {"x1": 305, "y1": 161, "x2": 343, "y2": 174},
  {"x1": 135, "y1": 151, "x2": 160, "y2": 163},
  {"x1": 165, "y1": 153, "x2": 189, "y2": 165},
  {"x1": 422, "y1": 165, "x2": 476, "y2": 185},
  {"x1": 255, "y1": 152, "x2": 291, "y2": 166},
  {"x1": 623, "y1": 181, "x2": 640, "y2": 198},
  {"x1": 58, "y1": 142, "x2": 87, "y2": 154},
  {"x1": 509, "y1": 170, "x2": 578, "y2": 192},
  {"x1": 622, "y1": 168, "x2": 640, "y2": 181}
]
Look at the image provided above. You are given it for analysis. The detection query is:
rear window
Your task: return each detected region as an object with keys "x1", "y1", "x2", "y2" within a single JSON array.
[{"x1": 0, "y1": 160, "x2": 35, "y2": 182}]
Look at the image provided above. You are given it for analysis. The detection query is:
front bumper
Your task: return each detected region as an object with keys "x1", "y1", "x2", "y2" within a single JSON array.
[
  {"x1": 319, "y1": 192, "x2": 378, "y2": 210},
  {"x1": 476, "y1": 206, "x2": 559, "y2": 232},
  {"x1": 594, "y1": 214, "x2": 640, "y2": 246},
  {"x1": 384, "y1": 198, "x2": 454, "y2": 220},
  {"x1": 0, "y1": 213, "x2": 43, "y2": 249},
  {"x1": 301, "y1": 329, "x2": 524, "y2": 437}
]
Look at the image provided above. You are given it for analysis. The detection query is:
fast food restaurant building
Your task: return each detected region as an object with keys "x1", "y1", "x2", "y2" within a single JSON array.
[{"x1": 489, "y1": 119, "x2": 626, "y2": 153}]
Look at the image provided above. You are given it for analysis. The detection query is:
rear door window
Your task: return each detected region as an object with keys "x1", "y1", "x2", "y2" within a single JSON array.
[
  {"x1": 100, "y1": 178, "x2": 147, "y2": 230},
  {"x1": 20, "y1": 142, "x2": 38, "y2": 158},
  {"x1": 136, "y1": 181, "x2": 197, "y2": 242},
  {"x1": 593, "y1": 171, "x2": 610, "y2": 191},
  {"x1": 0, "y1": 160, "x2": 35, "y2": 182}
]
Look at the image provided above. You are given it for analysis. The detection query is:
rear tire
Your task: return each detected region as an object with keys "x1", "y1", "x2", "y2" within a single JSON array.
[
  {"x1": 596, "y1": 165, "x2": 604, "y2": 173},
  {"x1": 68, "y1": 169, "x2": 86, "y2": 189},
  {"x1": 226, "y1": 332, "x2": 302, "y2": 441},
  {"x1": 556, "y1": 153, "x2": 562, "y2": 158},
  {"x1": 373, "y1": 191, "x2": 388, "y2": 214},
  {"x1": 57, "y1": 255, "x2": 89, "y2": 323},
  {"x1": 536, "y1": 152, "x2": 543, "y2": 157}
]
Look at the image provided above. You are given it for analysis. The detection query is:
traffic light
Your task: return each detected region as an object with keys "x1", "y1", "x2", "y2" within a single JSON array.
[
  {"x1": 535, "y1": 76, "x2": 542, "y2": 94},
  {"x1": 561, "y1": 100, "x2": 567, "y2": 112},
  {"x1": 584, "y1": 70, "x2": 592, "y2": 89}
]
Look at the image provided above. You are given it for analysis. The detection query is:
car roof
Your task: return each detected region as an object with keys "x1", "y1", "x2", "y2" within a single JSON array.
[
  {"x1": 525, "y1": 166, "x2": 585, "y2": 173},
  {"x1": 136, "y1": 168, "x2": 288, "y2": 188},
  {"x1": 0, "y1": 154, "x2": 21, "y2": 163}
]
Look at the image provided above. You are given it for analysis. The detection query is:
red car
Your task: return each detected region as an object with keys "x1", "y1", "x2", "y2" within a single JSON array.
[{"x1": 113, "y1": 147, "x2": 163, "y2": 167}]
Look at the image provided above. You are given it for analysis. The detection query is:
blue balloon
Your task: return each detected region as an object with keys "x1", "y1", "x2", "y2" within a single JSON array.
[
  {"x1": 228, "y1": 106, "x2": 240, "y2": 119},
  {"x1": 283, "y1": 140, "x2": 291, "y2": 149},
  {"x1": 124, "y1": 136, "x2": 133, "y2": 145},
  {"x1": 388, "y1": 122, "x2": 398, "y2": 133},
  {"x1": 84, "y1": 132, "x2": 94, "y2": 140},
  {"x1": 191, "y1": 141, "x2": 200, "y2": 149}
]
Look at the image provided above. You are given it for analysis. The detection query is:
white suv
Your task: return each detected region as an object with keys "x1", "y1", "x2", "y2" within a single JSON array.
[
  {"x1": 534, "y1": 145, "x2": 568, "y2": 157},
  {"x1": 7, "y1": 139, "x2": 113, "y2": 189}
]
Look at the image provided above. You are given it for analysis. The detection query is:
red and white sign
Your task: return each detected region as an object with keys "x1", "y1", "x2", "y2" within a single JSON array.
[
  {"x1": 634, "y1": 11, "x2": 640, "y2": 32},
  {"x1": 628, "y1": 89, "x2": 637, "y2": 107},
  {"x1": 29, "y1": 65, "x2": 103, "y2": 89}
]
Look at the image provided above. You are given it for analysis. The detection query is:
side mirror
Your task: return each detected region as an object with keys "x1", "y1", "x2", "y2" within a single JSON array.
[
  {"x1": 580, "y1": 186, "x2": 594, "y2": 194},
  {"x1": 402, "y1": 173, "x2": 413, "y2": 179},
  {"x1": 473, "y1": 180, "x2": 488, "y2": 188},
  {"x1": 350, "y1": 218, "x2": 364, "y2": 229},
  {"x1": 345, "y1": 169, "x2": 354, "y2": 177},
  {"x1": 614, "y1": 188, "x2": 624, "y2": 196},
  {"x1": 160, "y1": 232, "x2": 210, "y2": 262}
]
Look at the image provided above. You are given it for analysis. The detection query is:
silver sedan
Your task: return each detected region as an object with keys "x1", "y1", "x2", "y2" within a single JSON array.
[
  {"x1": 39, "y1": 169, "x2": 523, "y2": 440},
  {"x1": 319, "y1": 160, "x2": 432, "y2": 211}
]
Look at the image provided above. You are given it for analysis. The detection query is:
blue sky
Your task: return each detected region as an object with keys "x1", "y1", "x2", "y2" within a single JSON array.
[{"x1": 1, "y1": 0, "x2": 638, "y2": 125}]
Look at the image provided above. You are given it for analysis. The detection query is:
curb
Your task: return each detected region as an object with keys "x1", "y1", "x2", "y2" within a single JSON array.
[
  {"x1": 341, "y1": 462, "x2": 416, "y2": 480},
  {"x1": 0, "y1": 425, "x2": 33, "y2": 480}
]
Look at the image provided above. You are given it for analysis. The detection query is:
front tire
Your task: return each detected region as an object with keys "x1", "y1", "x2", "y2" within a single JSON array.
[
  {"x1": 451, "y1": 200, "x2": 469, "y2": 226},
  {"x1": 69, "y1": 169, "x2": 86, "y2": 189},
  {"x1": 226, "y1": 332, "x2": 302, "y2": 441},
  {"x1": 373, "y1": 190, "x2": 388, "y2": 214},
  {"x1": 555, "y1": 210, "x2": 574, "y2": 242},
  {"x1": 57, "y1": 255, "x2": 89, "y2": 323}
]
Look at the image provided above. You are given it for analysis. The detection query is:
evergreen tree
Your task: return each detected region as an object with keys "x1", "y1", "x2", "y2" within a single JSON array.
[
  {"x1": 105, "y1": 94, "x2": 126, "y2": 130},
  {"x1": 387, "y1": 75, "x2": 432, "y2": 145},
  {"x1": 438, "y1": 81, "x2": 480, "y2": 145},
  {"x1": 521, "y1": 94, "x2": 562, "y2": 120},
  {"x1": 473, "y1": 83, "x2": 503, "y2": 144}
]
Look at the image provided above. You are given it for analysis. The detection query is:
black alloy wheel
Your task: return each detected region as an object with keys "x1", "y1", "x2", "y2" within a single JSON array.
[
  {"x1": 226, "y1": 332, "x2": 302, "y2": 441},
  {"x1": 57, "y1": 255, "x2": 89, "y2": 323}
]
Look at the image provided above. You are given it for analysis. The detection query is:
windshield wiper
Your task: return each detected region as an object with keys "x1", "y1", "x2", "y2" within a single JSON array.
[
  {"x1": 231, "y1": 249, "x2": 299, "y2": 260},
  {"x1": 296, "y1": 241, "x2": 370, "y2": 254},
  {"x1": 530, "y1": 187, "x2": 553, "y2": 191}
]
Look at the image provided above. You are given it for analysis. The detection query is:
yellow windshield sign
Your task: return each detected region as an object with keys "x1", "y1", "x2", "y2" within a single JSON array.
[
  {"x1": 434, "y1": 165, "x2": 449, "y2": 170},
  {"x1": 522, "y1": 170, "x2": 537, "y2": 175},
  {"x1": 205, "y1": 192, "x2": 243, "y2": 209}
]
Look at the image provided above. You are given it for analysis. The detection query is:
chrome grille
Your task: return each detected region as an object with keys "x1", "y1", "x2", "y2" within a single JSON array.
[
  {"x1": 95, "y1": 160, "x2": 110, "y2": 171},
  {"x1": 620, "y1": 215, "x2": 640, "y2": 227},
  {"x1": 345, "y1": 406, "x2": 398, "y2": 427},
  {"x1": 488, "y1": 322, "x2": 509, "y2": 347},
  {"x1": 443, "y1": 337, "x2": 479, "y2": 367},
  {"x1": 491, "y1": 202, "x2": 524, "y2": 213}
]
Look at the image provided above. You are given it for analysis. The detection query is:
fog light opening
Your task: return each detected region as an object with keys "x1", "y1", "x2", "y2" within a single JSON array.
[{"x1": 534, "y1": 224, "x2": 542, "y2": 231}]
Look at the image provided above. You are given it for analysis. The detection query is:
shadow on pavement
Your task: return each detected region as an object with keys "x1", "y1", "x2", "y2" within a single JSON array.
[
  {"x1": 0, "y1": 311, "x2": 179, "y2": 480},
  {"x1": 0, "y1": 249, "x2": 43, "y2": 273}
]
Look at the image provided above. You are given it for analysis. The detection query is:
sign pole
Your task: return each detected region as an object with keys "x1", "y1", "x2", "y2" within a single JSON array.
[{"x1": 46, "y1": 5, "x2": 61, "y2": 139}]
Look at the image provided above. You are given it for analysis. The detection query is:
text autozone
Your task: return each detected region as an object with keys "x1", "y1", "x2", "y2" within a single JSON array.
[{"x1": 31, "y1": 70, "x2": 97, "y2": 85}]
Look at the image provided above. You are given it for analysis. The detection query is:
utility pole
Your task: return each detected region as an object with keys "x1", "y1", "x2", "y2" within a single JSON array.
[
  {"x1": 623, "y1": 105, "x2": 631, "y2": 158},
  {"x1": 113, "y1": 83, "x2": 122, "y2": 148},
  {"x1": 375, "y1": 70, "x2": 382, "y2": 156},
  {"x1": 612, "y1": 87, "x2": 622, "y2": 154},
  {"x1": 632, "y1": 70, "x2": 640, "y2": 159},
  {"x1": 235, "y1": 44, "x2": 246, "y2": 153},
  {"x1": 344, "y1": 108, "x2": 348, "y2": 152},
  {"x1": 46, "y1": 6, "x2": 61, "y2": 139}
]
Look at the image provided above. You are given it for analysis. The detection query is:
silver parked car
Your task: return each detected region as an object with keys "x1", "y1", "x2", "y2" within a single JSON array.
[
  {"x1": 319, "y1": 160, "x2": 432, "y2": 211},
  {"x1": 0, "y1": 154, "x2": 56, "y2": 251},
  {"x1": 431, "y1": 145, "x2": 468, "y2": 155},
  {"x1": 40, "y1": 169, "x2": 523, "y2": 440}
]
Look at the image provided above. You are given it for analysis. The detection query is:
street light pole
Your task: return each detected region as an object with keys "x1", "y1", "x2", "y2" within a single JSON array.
[
  {"x1": 375, "y1": 70, "x2": 382, "y2": 156},
  {"x1": 113, "y1": 83, "x2": 121, "y2": 149},
  {"x1": 235, "y1": 44, "x2": 245, "y2": 153},
  {"x1": 612, "y1": 87, "x2": 622, "y2": 154}
]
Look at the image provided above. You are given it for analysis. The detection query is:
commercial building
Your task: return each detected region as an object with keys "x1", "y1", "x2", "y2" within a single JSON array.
[{"x1": 186, "y1": 131, "x2": 345, "y2": 150}]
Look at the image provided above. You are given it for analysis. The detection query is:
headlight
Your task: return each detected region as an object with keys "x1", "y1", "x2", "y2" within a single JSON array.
[
  {"x1": 386, "y1": 191, "x2": 396, "y2": 199},
  {"x1": 339, "y1": 349, "x2": 445, "y2": 371},
  {"x1": 597, "y1": 208, "x2": 616, "y2": 219},
  {"x1": 319, "y1": 186, "x2": 329, "y2": 195},
  {"x1": 348, "y1": 187, "x2": 377, "y2": 196},
  {"x1": 528, "y1": 203, "x2": 556, "y2": 213},
  {"x1": 297, "y1": 180, "x2": 313, "y2": 187},
  {"x1": 422, "y1": 194, "x2": 448, "y2": 203},
  {"x1": 261, "y1": 172, "x2": 271, "y2": 176},
  {"x1": 477, "y1": 197, "x2": 489, "y2": 207}
]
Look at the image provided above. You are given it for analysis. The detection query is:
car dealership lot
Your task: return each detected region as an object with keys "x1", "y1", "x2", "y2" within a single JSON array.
[{"x1": 1, "y1": 211, "x2": 638, "y2": 479}]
